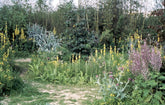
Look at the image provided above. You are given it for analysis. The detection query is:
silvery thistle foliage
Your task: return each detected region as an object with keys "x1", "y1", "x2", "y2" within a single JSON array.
[{"x1": 27, "y1": 24, "x2": 60, "y2": 52}]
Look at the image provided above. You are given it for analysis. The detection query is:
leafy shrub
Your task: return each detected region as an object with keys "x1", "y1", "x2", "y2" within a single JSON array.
[
  {"x1": 0, "y1": 4, "x2": 28, "y2": 37},
  {"x1": 100, "y1": 29, "x2": 114, "y2": 46},
  {"x1": 62, "y1": 19, "x2": 98, "y2": 55},
  {"x1": 128, "y1": 72, "x2": 165, "y2": 105}
]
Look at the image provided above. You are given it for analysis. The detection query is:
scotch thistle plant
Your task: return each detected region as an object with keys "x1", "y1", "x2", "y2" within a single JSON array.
[
  {"x1": 96, "y1": 70, "x2": 131, "y2": 104},
  {"x1": 27, "y1": 24, "x2": 60, "y2": 52}
]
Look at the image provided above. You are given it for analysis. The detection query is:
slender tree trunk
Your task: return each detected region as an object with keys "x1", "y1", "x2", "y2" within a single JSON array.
[
  {"x1": 84, "y1": 1, "x2": 89, "y2": 30},
  {"x1": 77, "y1": 0, "x2": 81, "y2": 22},
  {"x1": 86, "y1": 12, "x2": 89, "y2": 30},
  {"x1": 96, "y1": 0, "x2": 99, "y2": 33}
]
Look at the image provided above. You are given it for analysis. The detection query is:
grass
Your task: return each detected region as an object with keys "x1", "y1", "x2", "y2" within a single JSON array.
[{"x1": 0, "y1": 60, "x2": 101, "y2": 105}]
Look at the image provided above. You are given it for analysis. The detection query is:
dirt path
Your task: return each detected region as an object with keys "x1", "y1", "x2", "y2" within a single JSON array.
[
  {"x1": 33, "y1": 82, "x2": 100, "y2": 105},
  {"x1": 0, "y1": 58, "x2": 101, "y2": 105}
]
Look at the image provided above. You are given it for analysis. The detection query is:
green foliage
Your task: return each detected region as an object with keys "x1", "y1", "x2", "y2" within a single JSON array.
[
  {"x1": 100, "y1": 30, "x2": 114, "y2": 46},
  {"x1": 28, "y1": 44, "x2": 130, "y2": 85},
  {"x1": 0, "y1": 4, "x2": 28, "y2": 36},
  {"x1": 0, "y1": 31, "x2": 24, "y2": 96},
  {"x1": 96, "y1": 71, "x2": 131, "y2": 104},
  {"x1": 63, "y1": 19, "x2": 98, "y2": 55},
  {"x1": 129, "y1": 72, "x2": 165, "y2": 105}
]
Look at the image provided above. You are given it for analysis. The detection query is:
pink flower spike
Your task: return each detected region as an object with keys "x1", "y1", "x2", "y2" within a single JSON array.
[
  {"x1": 116, "y1": 83, "x2": 119, "y2": 86},
  {"x1": 96, "y1": 75, "x2": 99, "y2": 78}
]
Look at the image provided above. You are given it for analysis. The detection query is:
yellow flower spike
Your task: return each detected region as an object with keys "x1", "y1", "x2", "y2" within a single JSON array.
[
  {"x1": 112, "y1": 54, "x2": 114, "y2": 61},
  {"x1": 117, "y1": 50, "x2": 119, "y2": 56},
  {"x1": 95, "y1": 49, "x2": 98, "y2": 57},
  {"x1": 100, "y1": 49, "x2": 103, "y2": 55},
  {"x1": 12, "y1": 33, "x2": 15, "y2": 42},
  {"x1": 127, "y1": 37, "x2": 129, "y2": 42},
  {"x1": 93, "y1": 58, "x2": 96, "y2": 62},
  {"x1": 127, "y1": 69, "x2": 130, "y2": 72},
  {"x1": 5, "y1": 22, "x2": 7, "y2": 35},
  {"x1": 15, "y1": 25, "x2": 20, "y2": 35},
  {"x1": 131, "y1": 36, "x2": 133, "y2": 42},
  {"x1": 19, "y1": 28, "x2": 25, "y2": 40},
  {"x1": 158, "y1": 36, "x2": 160, "y2": 42},
  {"x1": 52, "y1": 61, "x2": 56, "y2": 65},
  {"x1": 0, "y1": 62, "x2": 4, "y2": 65},
  {"x1": 72, "y1": 54, "x2": 74, "y2": 63},
  {"x1": 163, "y1": 56, "x2": 165, "y2": 59},
  {"x1": 110, "y1": 46, "x2": 113, "y2": 55},
  {"x1": 119, "y1": 37, "x2": 121, "y2": 43},
  {"x1": 53, "y1": 27, "x2": 56, "y2": 35},
  {"x1": 103, "y1": 44, "x2": 106, "y2": 56},
  {"x1": 154, "y1": 46, "x2": 157, "y2": 54},
  {"x1": 141, "y1": 34, "x2": 142, "y2": 40},
  {"x1": 131, "y1": 44, "x2": 133, "y2": 51},
  {"x1": 79, "y1": 53, "x2": 81, "y2": 59},
  {"x1": 8, "y1": 76, "x2": 12, "y2": 80},
  {"x1": 7, "y1": 48, "x2": 9, "y2": 57},
  {"x1": 114, "y1": 46, "x2": 116, "y2": 53}
]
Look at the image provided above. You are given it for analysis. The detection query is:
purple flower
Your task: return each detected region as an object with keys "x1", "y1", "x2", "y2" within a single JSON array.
[
  {"x1": 128, "y1": 78, "x2": 131, "y2": 81},
  {"x1": 96, "y1": 75, "x2": 99, "y2": 78},
  {"x1": 109, "y1": 75, "x2": 113, "y2": 78},
  {"x1": 47, "y1": 57, "x2": 50, "y2": 60}
]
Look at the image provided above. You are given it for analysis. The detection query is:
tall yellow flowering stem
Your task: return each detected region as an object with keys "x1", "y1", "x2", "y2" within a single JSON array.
[
  {"x1": 15, "y1": 25, "x2": 20, "y2": 35},
  {"x1": 19, "y1": 28, "x2": 26, "y2": 40},
  {"x1": 95, "y1": 49, "x2": 98, "y2": 57},
  {"x1": 157, "y1": 34, "x2": 160, "y2": 42},
  {"x1": 103, "y1": 44, "x2": 106, "y2": 56},
  {"x1": 53, "y1": 27, "x2": 56, "y2": 35}
]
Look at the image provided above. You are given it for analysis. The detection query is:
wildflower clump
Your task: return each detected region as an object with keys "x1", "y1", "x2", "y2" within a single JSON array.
[
  {"x1": 129, "y1": 40, "x2": 162, "y2": 80},
  {"x1": 0, "y1": 24, "x2": 24, "y2": 95}
]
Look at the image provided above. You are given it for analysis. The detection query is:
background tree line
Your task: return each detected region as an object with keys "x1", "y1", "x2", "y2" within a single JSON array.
[{"x1": 0, "y1": 0, "x2": 164, "y2": 55}]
